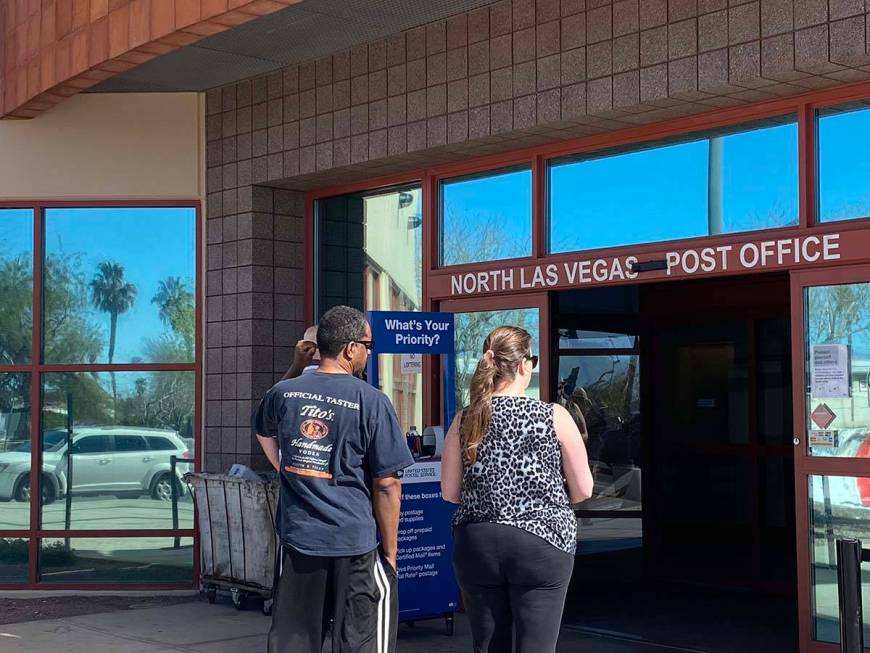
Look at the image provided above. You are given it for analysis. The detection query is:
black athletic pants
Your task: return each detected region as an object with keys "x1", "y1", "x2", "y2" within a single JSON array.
[
  {"x1": 453, "y1": 522, "x2": 575, "y2": 653},
  {"x1": 268, "y1": 545, "x2": 398, "y2": 653}
]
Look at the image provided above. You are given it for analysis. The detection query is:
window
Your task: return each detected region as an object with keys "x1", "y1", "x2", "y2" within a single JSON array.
[
  {"x1": 39, "y1": 537, "x2": 193, "y2": 584},
  {"x1": 441, "y1": 167, "x2": 533, "y2": 266},
  {"x1": 0, "y1": 203, "x2": 199, "y2": 586},
  {"x1": 114, "y1": 435, "x2": 148, "y2": 452},
  {"x1": 809, "y1": 475, "x2": 870, "y2": 644},
  {"x1": 74, "y1": 436, "x2": 112, "y2": 454},
  {"x1": 818, "y1": 104, "x2": 870, "y2": 223},
  {"x1": 453, "y1": 308, "x2": 540, "y2": 408},
  {"x1": 147, "y1": 436, "x2": 178, "y2": 451},
  {"x1": 549, "y1": 118, "x2": 798, "y2": 253},
  {"x1": 316, "y1": 186, "x2": 423, "y2": 434},
  {"x1": 0, "y1": 209, "x2": 34, "y2": 364},
  {"x1": 43, "y1": 207, "x2": 196, "y2": 364}
]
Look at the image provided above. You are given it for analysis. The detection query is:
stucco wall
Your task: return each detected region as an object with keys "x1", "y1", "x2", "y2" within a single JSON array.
[{"x1": 0, "y1": 92, "x2": 203, "y2": 200}]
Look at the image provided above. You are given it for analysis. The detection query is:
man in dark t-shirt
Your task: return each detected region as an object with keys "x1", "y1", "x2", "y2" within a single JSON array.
[{"x1": 253, "y1": 305, "x2": 414, "y2": 653}]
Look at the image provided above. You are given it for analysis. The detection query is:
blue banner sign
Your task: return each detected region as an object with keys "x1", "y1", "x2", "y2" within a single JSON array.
[
  {"x1": 398, "y1": 461, "x2": 459, "y2": 623},
  {"x1": 369, "y1": 311, "x2": 455, "y2": 354}
]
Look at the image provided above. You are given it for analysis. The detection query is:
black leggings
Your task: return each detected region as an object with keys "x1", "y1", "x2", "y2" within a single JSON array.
[{"x1": 453, "y1": 522, "x2": 574, "y2": 653}]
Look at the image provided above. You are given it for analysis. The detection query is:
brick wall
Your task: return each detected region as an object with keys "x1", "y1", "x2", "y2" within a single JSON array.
[
  {"x1": 205, "y1": 0, "x2": 870, "y2": 190},
  {"x1": 204, "y1": 0, "x2": 870, "y2": 469},
  {"x1": 204, "y1": 185, "x2": 306, "y2": 472}
]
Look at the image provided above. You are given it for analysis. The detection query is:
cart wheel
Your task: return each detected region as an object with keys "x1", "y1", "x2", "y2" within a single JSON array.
[
  {"x1": 262, "y1": 599, "x2": 273, "y2": 616},
  {"x1": 231, "y1": 589, "x2": 248, "y2": 610},
  {"x1": 207, "y1": 587, "x2": 217, "y2": 604},
  {"x1": 446, "y1": 615, "x2": 454, "y2": 636}
]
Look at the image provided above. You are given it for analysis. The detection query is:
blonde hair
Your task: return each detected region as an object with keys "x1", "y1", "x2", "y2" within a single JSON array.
[{"x1": 460, "y1": 326, "x2": 533, "y2": 465}]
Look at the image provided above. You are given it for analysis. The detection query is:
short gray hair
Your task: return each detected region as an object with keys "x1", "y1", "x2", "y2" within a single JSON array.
[{"x1": 317, "y1": 306, "x2": 367, "y2": 357}]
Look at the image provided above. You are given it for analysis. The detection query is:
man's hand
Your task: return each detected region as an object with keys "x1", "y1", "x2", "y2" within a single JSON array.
[{"x1": 282, "y1": 339, "x2": 317, "y2": 380}]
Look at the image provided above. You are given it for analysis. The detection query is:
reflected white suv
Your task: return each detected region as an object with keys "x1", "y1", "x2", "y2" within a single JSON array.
[{"x1": 0, "y1": 427, "x2": 193, "y2": 504}]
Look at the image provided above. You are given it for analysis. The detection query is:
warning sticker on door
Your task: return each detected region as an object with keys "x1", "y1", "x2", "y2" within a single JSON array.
[{"x1": 811, "y1": 404, "x2": 837, "y2": 430}]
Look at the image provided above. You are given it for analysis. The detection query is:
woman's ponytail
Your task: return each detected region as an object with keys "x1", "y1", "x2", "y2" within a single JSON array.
[{"x1": 459, "y1": 326, "x2": 532, "y2": 465}]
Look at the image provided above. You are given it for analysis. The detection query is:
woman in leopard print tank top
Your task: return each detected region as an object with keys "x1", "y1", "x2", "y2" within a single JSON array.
[{"x1": 441, "y1": 326, "x2": 594, "y2": 653}]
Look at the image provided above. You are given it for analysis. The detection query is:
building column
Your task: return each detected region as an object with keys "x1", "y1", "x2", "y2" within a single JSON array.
[{"x1": 205, "y1": 184, "x2": 306, "y2": 473}]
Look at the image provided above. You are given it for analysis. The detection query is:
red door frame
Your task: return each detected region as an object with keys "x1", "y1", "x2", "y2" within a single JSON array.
[
  {"x1": 0, "y1": 200, "x2": 202, "y2": 590},
  {"x1": 790, "y1": 264, "x2": 870, "y2": 653}
]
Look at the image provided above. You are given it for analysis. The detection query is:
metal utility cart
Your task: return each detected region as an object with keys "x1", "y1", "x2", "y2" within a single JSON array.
[{"x1": 186, "y1": 472, "x2": 279, "y2": 615}]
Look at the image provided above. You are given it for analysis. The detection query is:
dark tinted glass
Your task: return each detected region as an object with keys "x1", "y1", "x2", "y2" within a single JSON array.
[
  {"x1": 818, "y1": 105, "x2": 870, "y2": 223},
  {"x1": 114, "y1": 435, "x2": 148, "y2": 452},
  {"x1": 549, "y1": 120, "x2": 798, "y2": 253},
  {"x1": 147, "y1": 436, "x2": 177, "y2": 451},
  {"x1": 43, "y1": 207, "x2": 196, "y2": 364},
  {"x1": 0, "y1": 209, "x2": 33, "y2": 364},
  {"x1": 441, "y1": 168, "x2": 532, "y2": 265},
  {"x1": 75, "y1": 436, "x2": 112, "y2": 454}
]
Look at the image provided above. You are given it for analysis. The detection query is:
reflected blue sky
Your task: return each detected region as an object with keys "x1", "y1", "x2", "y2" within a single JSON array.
[
  {"x1": 44, "y1": 207, "x2": 195, "y2": 363},
  {"x1": 550, "y1": 122, "x2": 799, "y2": 252},
  {"x1": 0, "y1": 209, "x2": 33, "y2": 262},
  {"x1": 441, "y1": 168, "x2": 532, "y2": 265},
  {"x1": 819, "y1": 107, "x2": 870, "y2": 222}
]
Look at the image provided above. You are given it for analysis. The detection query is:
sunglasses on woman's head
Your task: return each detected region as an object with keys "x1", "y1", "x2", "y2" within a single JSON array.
[{"x1": 525, "y1": 354, "x2": 539, "y2": 369}]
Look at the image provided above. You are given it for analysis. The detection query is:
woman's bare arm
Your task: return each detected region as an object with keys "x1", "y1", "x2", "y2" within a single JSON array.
[
  {"x1": 553, "y1": 404, "x2": 594, "y2": 503},
  {"x1": 441, "y1": 412, "x2": 463, "y2": 504}
]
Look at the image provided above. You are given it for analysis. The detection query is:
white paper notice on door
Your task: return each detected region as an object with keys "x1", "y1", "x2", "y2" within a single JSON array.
[
  {"x1": 400, "y1": 353, "x2": 423, "y2": 375},
  {"x1": 811, "y1": 344, "x2": 850, "y2": 398}
]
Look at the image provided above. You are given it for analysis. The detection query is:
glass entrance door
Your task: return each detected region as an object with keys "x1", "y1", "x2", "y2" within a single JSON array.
[{"x1": 792, "y1": 265, "x2": 870, "y2": 653}]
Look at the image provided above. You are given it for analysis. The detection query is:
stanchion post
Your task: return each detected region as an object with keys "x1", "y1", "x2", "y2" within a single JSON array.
[
  {"x1": 836, "y1": 538, "x2": 864, "y2": 653},
  {"x1": 171, "y1": 455, "x2": 179, "y2": 549},
  {"x1": 64, "y1": 393, "x2": 74, "y2": 550}
]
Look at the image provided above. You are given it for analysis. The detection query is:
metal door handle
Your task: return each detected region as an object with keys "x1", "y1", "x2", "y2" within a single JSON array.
[
  {"x1": 98, "y1": 459, "x2": 111, "y2": 465},
  {"x1": 142, "y1": 456, "x2": 153, "y2": 462}
]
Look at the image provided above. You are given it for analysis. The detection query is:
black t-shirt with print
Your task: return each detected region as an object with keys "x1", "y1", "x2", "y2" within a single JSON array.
[{"x1": 252, "y1": 371, "x2": 414, "y2": 557}]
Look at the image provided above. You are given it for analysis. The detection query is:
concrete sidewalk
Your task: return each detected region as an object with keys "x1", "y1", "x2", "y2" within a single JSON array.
[{"x1": 0, "y1": 599, "x2": 695, "y2": 653}]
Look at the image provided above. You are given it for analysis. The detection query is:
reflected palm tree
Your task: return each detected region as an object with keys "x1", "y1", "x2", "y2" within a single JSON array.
[
  {"x1": 152, "y1": 277, "x2": 191, "y2": 328},
  {"x1": 90, "y1": 261, "x2": 137, "y2": 403}
]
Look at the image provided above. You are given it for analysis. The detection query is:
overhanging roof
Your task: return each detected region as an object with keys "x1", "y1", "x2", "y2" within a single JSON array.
[{"x1": 91, "y1": 0, "x2": 497, "y2": 93}]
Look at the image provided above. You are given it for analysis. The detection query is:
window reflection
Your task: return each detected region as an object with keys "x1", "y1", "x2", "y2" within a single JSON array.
[
  {"x1": 805, "y1": 283, "x2": 870, "y2": 458},
  {"x1": 441, "y1": 168, "x2": 533, "y2": 266},
  {"x1": 549, "y1": 119, "x2": 798, "y2": 253},
  {"x1": 809, "y1": 475, "x2": 870, "y2": 644},
  {"x1": 0, "y1": 209, "x2": 33, "y2": 364},
  {"x1": 557, "y1": 354, "x2": 641, "y2": 511},
  {"x1": 453, "y1": 308, "x2": 539, "y2": 409},
  {"x1": 43, "y1": 208, "x2": 196, "y2": 364},
  {"x1": 0, "y1": 373, "x2": 31, "y2": 530},
  {"x1": 41, "y1": 372, "x2": 195, "y2": 530},
  {"x1": 818, "y1": 105, "x2": 870, "y2": 223},
  {"x1": 40, "y1": 537, "x2": 193, "y2": 584},
  {"x1": 0, "y1": 538, "x2": 29, "y2": 582},
  {"x1": 317, "y1": 187, "x2": 423, "y2": 434}
]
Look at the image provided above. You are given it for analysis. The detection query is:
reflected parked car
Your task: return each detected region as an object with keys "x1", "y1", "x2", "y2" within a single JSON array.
[{"x1": 0, "y1": 427, "x2": 193, "y2": 504}]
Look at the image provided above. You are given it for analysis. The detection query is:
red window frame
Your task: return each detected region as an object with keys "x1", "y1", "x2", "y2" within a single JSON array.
[{"x1": 0, "y1": 200, "x2": 202, "y2": 590}]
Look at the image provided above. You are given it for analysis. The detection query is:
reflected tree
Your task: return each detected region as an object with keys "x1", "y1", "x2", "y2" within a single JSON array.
[
  {"x1": 809, "y1": 284, "x2": 870, "y2": 345},
  {"x1": 151, "y1": 277, "x2": 195, "y2": 359},
  {"x1": 89, "y1": 262, "x2": 137, "y2": 403},
  {"x1": 0, "y1": 256, "x2": 30, "y2": 365},
  {"x1": 0, "y1": 254, "x2": 102, "y2": 446},
  {"x1": 443, "y1": 213, "x2": 535, "y2": 408}
]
